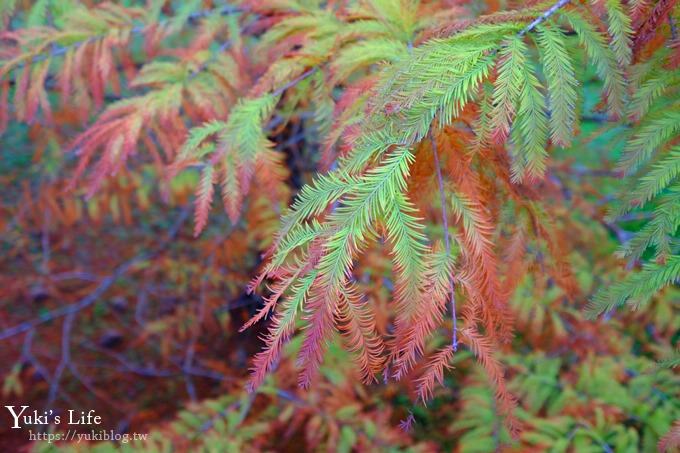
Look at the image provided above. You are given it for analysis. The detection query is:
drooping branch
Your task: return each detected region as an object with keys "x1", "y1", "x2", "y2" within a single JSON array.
[{"x1": 419, "y1": 1, "x2": 576, "y2": 351}]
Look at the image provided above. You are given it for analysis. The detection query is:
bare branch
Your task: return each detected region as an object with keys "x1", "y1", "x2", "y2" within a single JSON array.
[{"x1": 0, "y1": 205, "x2": 190, "y2": 342}]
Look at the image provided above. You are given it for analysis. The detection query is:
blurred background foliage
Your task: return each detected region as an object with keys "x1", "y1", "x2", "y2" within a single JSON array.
[{"x1": 0, "y1": 0, "x2": 678, "y2": 452}]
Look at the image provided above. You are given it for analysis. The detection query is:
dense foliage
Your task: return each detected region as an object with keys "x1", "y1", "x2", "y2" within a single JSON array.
[{"x1": 0, "y1": 0, "x2": 678, "y2": 451}]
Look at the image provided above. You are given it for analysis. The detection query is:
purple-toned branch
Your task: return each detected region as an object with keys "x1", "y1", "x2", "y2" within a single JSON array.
[{"x1": 430, "y1": 131, "x2": 458, "y2": 351}]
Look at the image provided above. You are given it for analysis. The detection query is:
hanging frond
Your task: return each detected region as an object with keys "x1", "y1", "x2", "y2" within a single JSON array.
[
  {"x1": 534, "y1": 23, "x2": 578, "y2": 147},
  {"x1": 461, "y1": 325, "x2": 520, "y2": 435},
  {"x1": 618, "y1": 110, "x2": 680, "y2": 175},
  {"x1": 595, "y1": 51, "x2": 680, "y2": 316},
  {"x1": 240, "y1": 2, "x2": 634, "y2": 410},
  {"x1": 194, "y1": 164, "x2": 215, "y2": 237},
  {"x1": 603, "y1": 0, "x2": 633, "y2": 66},
  {"x1": 394, "y1": 247, "x2": 456, "y2": 379},
  {"x1": 247, "y1": 271, "x2": 318, "y2": 392},
  {"x1": 415, "y1": 345, "x2": 455, "y2": 403},
  {"x1": 297, "y1": 285, "x2": 337, "y2": 388},
  {"x1": 180, "y1": 94, "x2": 283, "y2": 229},
  {"x1": 588, "y1": 255, "x2": 680, "y2": 316},
  {"x1": 336, "y1": 283, "x2": 385, "y2": 383},
  {"x1": 510, "y1": 48, "x2": 549, "y2": 180},
  {"x1": 560, "y1": 8, "x2": 626, "y2": 117}
]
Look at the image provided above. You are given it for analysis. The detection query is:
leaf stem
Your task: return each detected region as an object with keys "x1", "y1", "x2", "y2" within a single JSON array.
[{"x1": 430, "y1": 131, "x2": 458, "y2": 351}]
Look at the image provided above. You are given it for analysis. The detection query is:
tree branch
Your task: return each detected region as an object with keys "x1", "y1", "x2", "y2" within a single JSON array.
[
  {"x1": 430, "y1": 131, "x2": 458, "y2": 351},
  {"x1": 518, "y1": 0, "x2": 572, "y2": 37},
  {"x1": 0, "y1": 205, "x2": 190, "y2": 342}
]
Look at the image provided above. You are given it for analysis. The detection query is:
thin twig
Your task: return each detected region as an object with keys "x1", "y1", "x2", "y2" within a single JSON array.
[
  {"x1": 197, "y1": 394, "x2": 255, "y2": 436},
  {"x1": 430, "y1": 131, "x2": 458, "y2": 351},
  {"x1": 41, "y1": 209, "x2": 50, "y2": 275},
  {"x1": 669, "y1": 15, "x2": 678, "y2": 41},
  {"x1": 183, "y1": 254, "x2": 215, "y2": 402},
  {"x1": 21, "y1": 329, "x2": 53, "y2": 384},
  {"x1": 48, "y1": 271, "x2": 100, "y2": 282},
  {"x1": 46, "y1": 310, "x2": 75, "y2": 408},
  {"x1": 80, "y1": 337, "x2": 238, "y2": 383},
  {"x1": 135, "y1": 287, "x2": 149, "y2": 326},
  {"x1": 272, "y1": 67, "x2": 319, "y2": 98},
  {"x1": 189, "y1": 39, "x2": 233, "y2": 80},
  {"x1": 66, "y1": 362, "x2": 127, "y2": 414},
  {"x1": 0, "y1": 205, "x2": 190, "y2": 341},
  {"x1": 518, "y1": 0, "x2": 571, "y2": 37}
]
